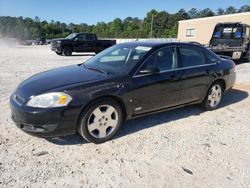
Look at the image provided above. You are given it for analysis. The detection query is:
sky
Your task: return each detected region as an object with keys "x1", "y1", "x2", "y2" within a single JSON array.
[{"x1": 0, "y1": 0, "x2": 249, "y2": 24}]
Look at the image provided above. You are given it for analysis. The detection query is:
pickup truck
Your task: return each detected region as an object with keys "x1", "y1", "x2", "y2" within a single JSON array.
[
  {"x1": 209, "y1": 22, "x2": 250, "y2": 61},
  {"x1": 51, "y1": 33, "x2": 116, "y2": 56}
]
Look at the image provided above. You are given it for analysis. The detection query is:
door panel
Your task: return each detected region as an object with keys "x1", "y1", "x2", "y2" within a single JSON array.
[
  {"x1": 180, "y1": 65, "x2": 215, "y2": 103},
  {"x1": 130, "y1": 70, "x2": 182, "y2": 115},
  {"x1": 178, "y1": 46, "x2": 215, "y2": 103},
  {"x1": 127, "y1": 46, "x2": 182, "y2": 115}
]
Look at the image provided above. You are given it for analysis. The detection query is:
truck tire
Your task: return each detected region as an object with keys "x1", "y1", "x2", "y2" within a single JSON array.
[
  {"x1": 63, "y1": 46, "x2": 72, "y2": 56},
  {"x1": 247, "y1": 49, "x2": 250, "y2": 62}
]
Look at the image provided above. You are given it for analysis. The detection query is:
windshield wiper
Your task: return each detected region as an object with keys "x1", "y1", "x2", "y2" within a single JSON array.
[{"x1": 82, "y1": 64, "x2": 107, "y2": 74}]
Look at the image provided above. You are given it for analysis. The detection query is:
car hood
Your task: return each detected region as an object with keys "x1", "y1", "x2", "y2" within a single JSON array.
[{"x1": 17, "y1": 65, "x2": 109, "y2": 98}]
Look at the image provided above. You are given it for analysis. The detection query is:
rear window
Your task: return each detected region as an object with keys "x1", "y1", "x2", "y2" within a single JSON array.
[{"x1": 213, "y1": 25, "x2": 243, "y2": 39}]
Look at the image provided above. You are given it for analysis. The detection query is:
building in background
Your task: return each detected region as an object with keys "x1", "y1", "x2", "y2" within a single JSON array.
[{"x1": 177, "y1": 12, "x2": 250, "y2": 45}]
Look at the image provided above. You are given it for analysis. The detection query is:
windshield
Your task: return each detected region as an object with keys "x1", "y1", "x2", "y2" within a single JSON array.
[
  {"x1": 66, "y1": 33, "x2": 78, "y2": 39},
  {"x1": 213, "y1": 25, "x2": 243, "y2": 39},
  {"x1": 83, "y1": 44, "x2": 152, "y2": 74}
]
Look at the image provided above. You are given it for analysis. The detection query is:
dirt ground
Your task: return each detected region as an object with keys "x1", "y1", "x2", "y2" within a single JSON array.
[{"x1": 0, "y1": 44, "x2": 250, "y2": 188}]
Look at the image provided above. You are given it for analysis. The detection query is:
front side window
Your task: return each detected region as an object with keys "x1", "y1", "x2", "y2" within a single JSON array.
[
  {"x1": 179, "y1": 46, "x2": 206, "y2": 68},
  {"x1": 139, "y1": 47, "x2": 177, "y2": 73},
  {"x1": 85, "y1": 34, "x2": 95, "y2": 40},
  {"x1": 76, "y1": 34, "x2": 86, "y2": 41}
]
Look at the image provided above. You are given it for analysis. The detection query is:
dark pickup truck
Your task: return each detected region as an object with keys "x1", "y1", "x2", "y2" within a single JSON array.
[
  {"x1": 209, "y1": 22, "x2": 250, "y2": 61},
  {"x1": 51, "y1": 33, "x2": 116, "y2": 56}
]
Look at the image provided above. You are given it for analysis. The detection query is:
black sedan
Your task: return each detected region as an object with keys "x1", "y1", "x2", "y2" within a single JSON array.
[{"x1": 10, "y1": 42, "x2": 236, "y2": 143}]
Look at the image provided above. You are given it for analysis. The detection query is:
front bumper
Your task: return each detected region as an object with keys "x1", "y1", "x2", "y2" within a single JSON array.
[
  {"x1": 51, "y1": 42, "x2": 62, "y2": 52},
  {"x1": 10, "y1": 95, "x2": 79, "y2": 137}
]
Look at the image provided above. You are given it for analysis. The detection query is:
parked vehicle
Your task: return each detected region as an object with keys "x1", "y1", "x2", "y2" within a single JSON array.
[
  {"x1": 51, "y1": 33, "x2": 116, "y2": 56},
  {"x1": 35, "y1": 37, "x2": 47, "y2": 45},
  {"x1": 10, "y1": 42, "x2": 236, "y2": 143},
  {"x1": 209, "y1": 22, "x2": 250, "y2": 61}
]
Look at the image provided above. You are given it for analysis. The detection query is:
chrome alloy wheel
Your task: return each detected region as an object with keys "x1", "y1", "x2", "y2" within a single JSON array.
[
  {"x1": 208, "y1": 84, "x2": 222, "y2": 108},
  {"x1": 87, "y1": 105, "x2": 119, "y2": 138}
]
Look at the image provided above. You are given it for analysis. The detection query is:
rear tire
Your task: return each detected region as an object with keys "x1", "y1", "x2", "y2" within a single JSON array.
[
  {"x1": 63, "y1": 46, "x2": 72, "y2": 56},
  {"x1": 78, "y1": 98, "x2": 123, "y2": 144},
  {"x1": 202, "y1": 82, "x2": 223, "y2": 111}
]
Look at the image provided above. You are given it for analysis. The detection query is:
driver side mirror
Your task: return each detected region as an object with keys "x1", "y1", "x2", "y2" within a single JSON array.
[
  {"x1": 74, "y1": 38, "x2": 79, "y2": 41},
  {"x1": 139, "y1": 67, "x2": 159, "y2": 75}
]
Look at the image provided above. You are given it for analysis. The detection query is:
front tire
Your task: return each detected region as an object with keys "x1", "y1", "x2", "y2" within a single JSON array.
[
  {"x1": 56, "y1": 51, "x2": 62, "y2": 55},
  {"x1": 78, "y1": 98, "x2": 123, "y2": 144},
  {"x1": 202, "y1": 82, "x2": 223, "y2": 110},
  {"x1": 63, "y1": 46, "x2": 72, "y2": 56}
]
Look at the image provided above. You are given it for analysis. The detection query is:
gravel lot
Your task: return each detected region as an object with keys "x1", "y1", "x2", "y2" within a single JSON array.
[{"x1": 0, "y1": 44, "x2": 250, "y2": 188}]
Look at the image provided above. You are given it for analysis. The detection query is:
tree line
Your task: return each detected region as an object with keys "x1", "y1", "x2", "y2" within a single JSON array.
[{"x1": 0, "y1": 5, "x2": 249, "y2": 40}]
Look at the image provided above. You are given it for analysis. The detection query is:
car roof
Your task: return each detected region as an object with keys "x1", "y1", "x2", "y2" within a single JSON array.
[{"x1": 117, "y1": 41, "x2": 202, "y2": 48}]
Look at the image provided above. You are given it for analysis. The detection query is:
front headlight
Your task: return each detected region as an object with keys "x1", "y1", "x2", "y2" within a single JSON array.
[{"x1": 26, "y1": 92, "x2": 72, "y2": 108}]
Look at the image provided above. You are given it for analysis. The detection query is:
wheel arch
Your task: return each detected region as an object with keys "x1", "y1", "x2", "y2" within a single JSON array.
[
  {"x1": 62, "y1": 45, "x2": 73, "y2": 51},
  {"x1": 214, "y1": 78, "x2": 226, "y2": 91},
  {"x1": 76, "y1": 95, "x2": 127, "y2": 131},
  {"x1": 202, "y1": 78, "x2": 226, "y2": 102}
]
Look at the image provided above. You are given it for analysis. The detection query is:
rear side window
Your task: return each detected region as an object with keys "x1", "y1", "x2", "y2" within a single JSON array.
[
  {"x1": 76, "y1": 34, "x2": 86, "y2": 41},
  {"x1": 205, "y1": 49, "x2": 218, "y2": 64},
  {"x1": 179, "y1": 47, "x2": 206, "y2": 68}
]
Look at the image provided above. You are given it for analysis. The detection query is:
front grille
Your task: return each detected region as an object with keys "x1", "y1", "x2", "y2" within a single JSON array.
[{"x1": 51, "y1": 42, "x2": 59, "y2": 49}]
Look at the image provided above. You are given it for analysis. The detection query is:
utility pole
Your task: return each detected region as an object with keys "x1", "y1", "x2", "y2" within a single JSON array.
[{"x1": 150, "y1": 14, "x2": 155, "y2": 38}]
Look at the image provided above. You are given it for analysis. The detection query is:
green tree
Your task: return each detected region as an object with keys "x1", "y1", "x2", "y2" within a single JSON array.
[
  {"x1": 225, "y1": 6, "x2": 237, "y2": 14},
  {"x1": 238, "y1": 5, "x2": 250, "y2": 12},
  {"x1": 110, "y1": 18, "x2": 123, "y2": 38},
  {"x1": 216, "y1": 8, "x2": 225, "y2": 15},
  {"x1": 198, "y1": 8, "x2": 214, "y2": 17}
]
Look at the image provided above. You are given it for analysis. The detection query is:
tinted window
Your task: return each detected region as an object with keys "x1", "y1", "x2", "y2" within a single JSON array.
[
  {"x1": 76, "y1": 34, "x2": 86, "y2": 41},
  {"x1": 85, "y1": 34, "x2": 95, "y2": 40},
  {"x1": 179, "y1": 47, "x2": 205, "y2": 68},
  {"x1": 140, "y1": 47, "x2": 177, "y2": 73},
  {"x1": 213, "y1": 25, "x2": 243, "y2": 39},
  {"x1": 205, "y1": 49, "x2": 218, "y2": 64}
]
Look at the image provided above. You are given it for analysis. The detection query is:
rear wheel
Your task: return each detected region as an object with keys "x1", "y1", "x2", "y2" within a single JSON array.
[
  {"x1": 63, "y1": 46, "x2": 72, "y2": 56},
  {"x1": 78, "y1": 98, "x2": 123, "y2": 144},
  {"x1": 202, "y1": 82, "x2": 223, "y2": 110}
]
